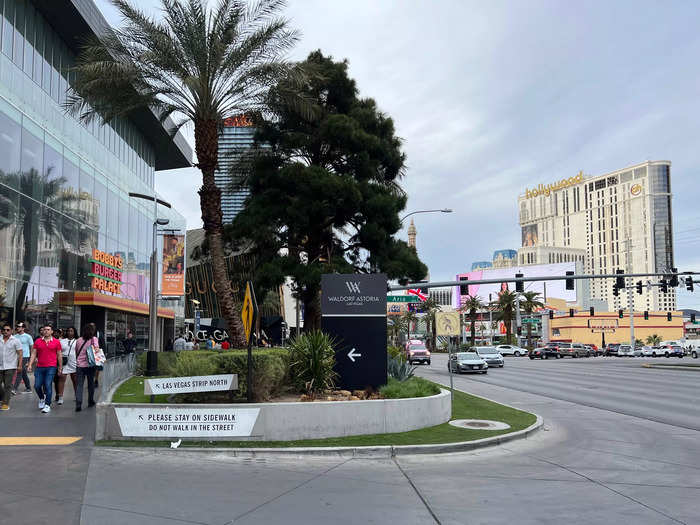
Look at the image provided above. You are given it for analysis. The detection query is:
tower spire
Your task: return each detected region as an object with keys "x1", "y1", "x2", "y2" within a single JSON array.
[{"x1": 408, "y1": 219, "x2": 417, "y2": 249}]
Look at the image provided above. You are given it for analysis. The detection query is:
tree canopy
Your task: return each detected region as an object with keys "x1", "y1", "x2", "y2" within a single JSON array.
[{"x1": 228, "y1": 51, "x2": 427, "y2": 329}]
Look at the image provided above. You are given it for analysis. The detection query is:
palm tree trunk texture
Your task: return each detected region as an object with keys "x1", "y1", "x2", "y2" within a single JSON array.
[
  {"x1": 195, "y1": 118, "x2": 245, "y2": 347},
  {"x1": 470, "y1": 311, "x2": 476, "y2": 346}
]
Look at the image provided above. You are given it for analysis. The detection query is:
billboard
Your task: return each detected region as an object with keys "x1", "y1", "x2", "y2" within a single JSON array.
[
  {"x1": 162, "y1": 234, "x2": 185, "y2": 296},
  {"x1": 521, "y1": 224, "x2": 539, "y2": 247},
  {"x1": 455, "y1": 262, "x2": 577, "y2": 307}
]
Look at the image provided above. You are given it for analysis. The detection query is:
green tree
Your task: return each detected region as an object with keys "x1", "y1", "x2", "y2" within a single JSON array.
[
  {"x1": 387, "y1": 316, "x2": 406, "y2": 347},
  {"x1": 460, "y1": 295, "x2": 484, "y2": 347},
  {"x1": 645, "y1": 334, "x2": 662, "y2": 346},
  {"x1": 491, "y1": 290, "x2": 518, "y2": 345},
  {"x1": 401, "y1": 310, "x2": 419, "y2": 342},
  {"x1": 228, "y1": 51, "x2": 427, "y2": 329},
  {"x1": 420, "y1": 298, "x2": 441, "y2": 351},
  {"x1": 520, "y1": 291, "x2": 544, "y2": 350},
  {"x1": 66, "y1": 0, "x2": 299, "y2": 345}
]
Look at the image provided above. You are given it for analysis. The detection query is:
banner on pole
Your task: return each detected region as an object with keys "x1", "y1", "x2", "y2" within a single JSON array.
[{"x1": 162, "y1": 234, "x2": 185, "y2": 295}]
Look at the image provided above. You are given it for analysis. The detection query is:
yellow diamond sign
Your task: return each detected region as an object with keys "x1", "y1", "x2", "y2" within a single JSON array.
[{"x1": 241, "y1": 281, "x2": 258, "y2": 344}]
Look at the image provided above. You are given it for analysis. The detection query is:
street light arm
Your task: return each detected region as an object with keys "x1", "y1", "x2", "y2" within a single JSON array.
[
  {"x1": 400, "y1": 209, "x2": 453, "y2": 223},
  {"x1": 128, "y1": 192, "x2": 172, "y2": 209}
]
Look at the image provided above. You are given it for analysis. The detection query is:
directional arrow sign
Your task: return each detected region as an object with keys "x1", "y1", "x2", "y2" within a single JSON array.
[{"x1": 347, "y1": 348, "x2": 362, "y2": 362}]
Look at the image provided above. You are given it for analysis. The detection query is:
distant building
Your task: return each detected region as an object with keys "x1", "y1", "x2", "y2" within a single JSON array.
[
  {"x1": 429, "y1": 287, "x2": 452, "y2": 307},
  {"x1": 492, "y1": 249, "x2": 517, "y2": 268},
  {"x1": 216, "y1": 116, "x2": 256, "y2": 223},
  {"x1": 471, "y1": 261, "x2": 493, "y2": 271},
  {"x1": 407, "y1": 219, "x2": 417, "y2": 249}
]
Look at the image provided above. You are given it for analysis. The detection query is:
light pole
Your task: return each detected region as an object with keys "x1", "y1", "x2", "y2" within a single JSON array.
[
  {"x1": 400, "y1": 208, "x2": 452, "y2": 223},
  {"x1": 129, "y1": 192, "x2": 171, "y2": 376}
]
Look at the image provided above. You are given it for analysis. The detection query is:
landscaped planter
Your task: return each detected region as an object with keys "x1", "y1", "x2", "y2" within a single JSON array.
[{"x1": 96, "y1": 388, "x2": 451, "y2": 441}]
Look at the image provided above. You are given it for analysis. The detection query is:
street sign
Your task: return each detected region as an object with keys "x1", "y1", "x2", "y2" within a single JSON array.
[
  {"x1": 241, "y1": 281, "x2": 258, "y2": 344},
  {"x1": 522, "y1": 318, "x2": 539, "y2": 324},
  {"x1": 387, "y1": 296, "x2": 419, "y2": 303},
  {"x1": 322, "y1": 273, "x2": 387, "y2": 390},
  {"x1": 436, "y1": 312, "x2": 460, "y2": 336},
  {"x1": 144, "y1": 374, "x2": 238, "y2": 396}
]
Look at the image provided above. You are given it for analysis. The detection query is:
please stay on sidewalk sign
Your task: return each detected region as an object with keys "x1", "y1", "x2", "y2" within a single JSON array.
[{"x1": 144, "y1": 374, "x2": 238, "y2": 395}]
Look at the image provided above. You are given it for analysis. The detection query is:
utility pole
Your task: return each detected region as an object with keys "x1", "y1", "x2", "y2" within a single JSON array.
[
  {"x1": 626, "y1": 238, "x2": 635, "y2": 347},
  {"x1": 488, "y1": 293, "x2": 493, "y2": 345},
  {"x1": 515, "y1": 294, "x2": 522, "y2": 346}
]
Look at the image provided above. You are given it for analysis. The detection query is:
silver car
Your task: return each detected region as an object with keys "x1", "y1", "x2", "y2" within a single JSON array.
[
  {"x1": 473, "y1": 346, "x2": 505, "y2": 368},
  {"x1": 448, "y1": 352, "x2": 488, "y2": 374}
]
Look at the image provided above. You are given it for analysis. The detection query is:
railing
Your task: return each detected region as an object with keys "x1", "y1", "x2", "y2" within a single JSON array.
[{"x1": 98, "y1": 351, "x2": 140, "y2": 400}]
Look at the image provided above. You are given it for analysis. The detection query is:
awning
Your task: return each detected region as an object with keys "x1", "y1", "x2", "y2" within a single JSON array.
[{"x1": 57, "y1": 292, "x2": 175, "y2": 319}]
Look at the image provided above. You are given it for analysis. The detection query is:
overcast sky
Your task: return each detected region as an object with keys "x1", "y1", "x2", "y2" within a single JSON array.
[{"x1": 96, "y1": 0, "x2": 700, "y2": 309}]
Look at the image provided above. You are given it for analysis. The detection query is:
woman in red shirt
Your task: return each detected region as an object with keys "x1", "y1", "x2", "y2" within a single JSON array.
[{"x1": 27, "y1": 325, "x2": 62, "y2": 414}]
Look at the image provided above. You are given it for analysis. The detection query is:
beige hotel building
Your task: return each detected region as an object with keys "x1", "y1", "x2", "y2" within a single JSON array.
[{"x1": 517, "y1": 161, "x2": 675, "y2": 312}]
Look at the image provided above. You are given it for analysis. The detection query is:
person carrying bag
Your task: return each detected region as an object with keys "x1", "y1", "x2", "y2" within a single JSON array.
[{"x1": 74, "y1": 325, "x2": 99, "y2": 412}]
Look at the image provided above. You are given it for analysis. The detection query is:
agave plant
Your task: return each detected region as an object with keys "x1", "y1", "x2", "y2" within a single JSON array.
[
  {"x1": 387, "y1": 354, "x2": 416, "y2": 382},
  {"x1": 287, "y1": 331, "x2": 338, "y2": 395}
]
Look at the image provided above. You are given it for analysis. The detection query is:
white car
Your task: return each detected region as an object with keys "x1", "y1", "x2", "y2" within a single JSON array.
[
  {"x1": 448, "y1": 352, "x2": 488, "y2": 374},
  {"x1": 618, "y1": 344, "x2": 635, "y2": 357},
  {"x1": 495, "y1": 344, "x2": 528, "y2": 357},
  {"x1": 641, "y1": 346, "x2": 657, "y2": 357}
]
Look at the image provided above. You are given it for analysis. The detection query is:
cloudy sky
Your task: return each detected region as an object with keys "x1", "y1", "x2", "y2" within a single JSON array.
[{"x1": 96, "y1": 0, "x2": 700, "y2": 309}]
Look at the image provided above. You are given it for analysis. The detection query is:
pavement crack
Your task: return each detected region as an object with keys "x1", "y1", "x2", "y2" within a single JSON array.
[
  {"x1": 225, "y1": 457, "x2": 353, "y2": 524},
  {"x1": 392, "y1": 457, "x2": 442, "y2": 525}
]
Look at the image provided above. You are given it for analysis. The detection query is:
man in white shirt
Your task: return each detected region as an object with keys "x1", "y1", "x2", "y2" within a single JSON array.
[
  {"x1": 173, "y1": 334, "x2": 186, "y2": 351},
  {"x1": 0, "y1": 323, "x2": 23, "y2": 410}
]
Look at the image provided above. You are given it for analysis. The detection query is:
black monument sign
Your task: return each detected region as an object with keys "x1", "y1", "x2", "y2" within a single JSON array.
[{"x1": 321, "y1": 273, "x2": 387, "y2": 390}]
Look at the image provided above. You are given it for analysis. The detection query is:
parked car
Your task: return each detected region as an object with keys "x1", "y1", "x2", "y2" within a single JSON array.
[
  {"x1": 473, "y1": 346, "x2": 505, "y2": 367},
  {"x1": 554, "y1": 342, "x2": 588, "y2": 358},
  {"x1": 495, "y1": 344, "x2": 528, "y2": 357},
  {"x1": 617, "y1": 344, "x2": 639, "y2": 357},
  {"x1": 585, "y1": 344, "x2": 603, "y2": 356},
  {"x1": 448, "y1": 352, "x2": 488, "y2": 374},
  {"x1": 543, "y1": 342, "x2": 563, "y2": 358},
  {"x1": 658, "y1": 345, "x2": 684, "y2": 358},
  {"x1": 571, "y1": 343, "x2": 591, "y2": 357},
  {"x1": 605, "y1": 343, "x2": 620, "y2": 356},
  {"x1": 641, "y1": 346, "x2": 656, "y2": 357},
  {"x1": 529, "y1": 347, "x2": 548, "y2": 359},
  {"x1": 404, "y1": 340, "x2": 431, "y2": 365}
]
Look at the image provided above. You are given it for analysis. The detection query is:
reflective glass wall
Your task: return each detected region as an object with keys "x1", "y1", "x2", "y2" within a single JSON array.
[{"x1": 649, "y1": 164, "x2": 673, "y2": 273}]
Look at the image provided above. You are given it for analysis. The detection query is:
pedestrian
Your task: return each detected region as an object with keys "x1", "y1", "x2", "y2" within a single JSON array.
[
  {"x1": 123, "y1": 331, "x2": 137, "y2": 354},
  {"x1": 173, "y1": 333, "x2": 186, "y2": 351},
  {"x1": 26, "y1": 325, "x2": 62, "y2": 414},
  {"x1": 221, "y1": 339, "x2": 230, "y2": 350},
  {"x1": 56, "y1": 327, "x2": 78, "y2": 406},
  {"x1": 12, "y1": 322, "x2": 33, "y2": 394},
  {"x1": 89, "y1": 323, "x2": 105, "y2": 388},
  {"x1": 52, "y1": 328, "x2": 63, "y2": 402},
  {"x1": 0, "y1": 323, "x2": 23, "y2": 410},
  {"x1": 74, "y1": 324, "x2": 99, "y2": 412}
]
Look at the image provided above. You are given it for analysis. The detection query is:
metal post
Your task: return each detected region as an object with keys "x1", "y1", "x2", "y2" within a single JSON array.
[
  {"x1": 488, "y1": 293, "x2": 493, "y2": 345},
  {"x1": 447, "y1": 339, "x2": 454, "y2": 405},
  {"x1": 295, "y1": 295, "x2": 300, "y2": 338},
  {"x1": 147, "y1": 218, "x2": 158, "y2": 376},
  {"x1": 626, "y1": 239, "x2": 635, "y2": 347},
  {"x1": 515, "y1": 294, "x2": 522, "y2": 346}
]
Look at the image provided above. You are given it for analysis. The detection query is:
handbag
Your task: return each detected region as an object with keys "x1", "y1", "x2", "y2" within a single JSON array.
[
  {"x1": 77, "y1": 339, "x2": 96, "y2": 367},
  {"x1": 62, "y1": 340, "x2": 75, "y2": 367},
  {"x1": 93, "y1": 346, "x2": 106, "y2": 366}
]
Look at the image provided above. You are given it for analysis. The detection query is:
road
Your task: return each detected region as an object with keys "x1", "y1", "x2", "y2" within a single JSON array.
[{"x1": 2, "y1": 356, "x2": 699, "y2": 524}]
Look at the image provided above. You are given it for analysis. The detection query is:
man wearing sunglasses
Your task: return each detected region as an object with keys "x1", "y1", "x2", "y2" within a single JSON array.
[
  {"x1": 0, "y1": 323, "x2": 22, "y2": 410},
  {"x1": 12, "y1": 322, "x2": 33, "y2": 394}
]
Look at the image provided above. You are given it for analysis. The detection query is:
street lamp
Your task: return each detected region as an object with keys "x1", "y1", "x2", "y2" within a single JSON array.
[
  {"x1": 129, "y1": 192, "x2": 172, "y2": 376},
  {"x1": 400, "y1": 208, "x2": 452, "y2": 223}
]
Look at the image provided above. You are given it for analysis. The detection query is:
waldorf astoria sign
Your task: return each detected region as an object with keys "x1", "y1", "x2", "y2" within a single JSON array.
[{"x1": 321, "y1": 274, "x2": 387, "y2": 389}]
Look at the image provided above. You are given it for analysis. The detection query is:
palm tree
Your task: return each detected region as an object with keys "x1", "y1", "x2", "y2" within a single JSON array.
[
  {"x1": 646, "y1": 334, "x2": 662, "y2": 346},
  {"x1": 420, "y1": 298, "x2": 441, "y2": 351},
  {"x1": 387, "y1": 316, "x2": 406, "y2": 347},
  {"x1": 401, "y1": 309, "x2": 418, "y2": 343},
  {"x1": 66, "y1": 0, "x2": 299, "y2": 345},
  {"x1": 491, "y1": 290, "x2": 518, "y2": 345},
  {"x1": 460, "y1": 295, "x2": 484, "y2": 347},
  {"x1": 520, "y1": 291, "x2": 544, "y2": 350}
]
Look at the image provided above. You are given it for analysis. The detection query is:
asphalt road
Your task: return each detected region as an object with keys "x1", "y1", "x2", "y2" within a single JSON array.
[{"x1": 3, "y1": 356, "x2": 699, "y2": 524}]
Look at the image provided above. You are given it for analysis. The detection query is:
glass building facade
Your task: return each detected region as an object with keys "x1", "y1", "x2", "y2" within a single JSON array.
[
  {"x1": 0, "y1": 0, "x2": 190, "y2": 354},
  {"x1": 215, "y1": 122, "x2": 256, "y2": 223}
]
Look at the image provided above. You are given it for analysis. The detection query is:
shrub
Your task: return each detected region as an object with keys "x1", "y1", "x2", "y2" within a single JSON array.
[
  {"x1": 287, "y1": 331, "x2": 338, "y2": 395},
  {"x1": 172, "y1": 352, "x2": 217, "y2": 377},
  {"x1": 135, "y1": 351, "x2": 179, "y2": 376},
  {"x1": 387, "y1": 354, "x2": 416, "y2": 382},
  {"x1": 211, "y1": 349, "x2": 288, "y2": 401},
  {"x1": 380, "y1": 377, "x2": 440, "y2": 399},
  {"x1": 387, "y1": 345, "x2": 404, "y2": 360}
]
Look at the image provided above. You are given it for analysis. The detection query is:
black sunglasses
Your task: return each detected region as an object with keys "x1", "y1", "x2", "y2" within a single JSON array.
[{"x1": 2, "y1": 328, "x2": 11, "y2": 332}]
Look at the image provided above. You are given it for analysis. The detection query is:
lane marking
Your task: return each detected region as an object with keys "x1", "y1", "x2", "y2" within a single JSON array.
[{"x1": 0, "y1": 437, "x2": 82, "y2": 446}]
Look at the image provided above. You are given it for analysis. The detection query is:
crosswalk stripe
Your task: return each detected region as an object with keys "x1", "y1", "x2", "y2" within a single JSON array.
[{"x1": 0, "y1": 437, "x2": 82, "y2": 446}]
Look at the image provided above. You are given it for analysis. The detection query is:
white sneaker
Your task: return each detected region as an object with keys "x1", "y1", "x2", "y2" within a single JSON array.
[
  {"x1": 57, "y1": 397, "x2": 63, "y2": 405},
  {"x1": 38, "y1": 399, "x2": 45, "y2": 410},
  {"x1": 41, "y1": 405, "x2": 51, "y2": 414}
]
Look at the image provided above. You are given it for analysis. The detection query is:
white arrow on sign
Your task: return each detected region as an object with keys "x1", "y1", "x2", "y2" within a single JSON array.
[{"x1": 348, "y1": 348, "x2": 362, "y2": 362}]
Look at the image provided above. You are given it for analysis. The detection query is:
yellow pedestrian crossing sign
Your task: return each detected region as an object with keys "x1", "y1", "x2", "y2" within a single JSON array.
[{"x1": 241, "y1": 281, "x2": 258, "y2": 344}]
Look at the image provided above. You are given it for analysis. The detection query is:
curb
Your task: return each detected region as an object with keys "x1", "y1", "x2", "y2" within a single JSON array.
[
  {"x1": 642, "y1": 363, "x2": 700, "y2": 371},
  {"x1": 97, "y1": 415, "x2": 543, "y2": 459}
]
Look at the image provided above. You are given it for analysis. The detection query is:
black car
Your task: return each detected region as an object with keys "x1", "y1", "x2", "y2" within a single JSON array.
[
  {"x1": 543, "y1": 342, "x2": 563, "y2": 358},
  {"x1": 605, "y1": 343, "x2": 620, "y2": 356}
]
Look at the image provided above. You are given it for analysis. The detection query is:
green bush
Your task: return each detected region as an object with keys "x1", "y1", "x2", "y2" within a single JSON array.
[
  {"x1": 287, "y1": 331, "x2": 338, "y2": 395},
  {"x1": 380, "y1": 376, "x2": 440, "y2": 399},
  {"x1": 172, "y1": 352, "x2": 217, "y2": 377},
  {"x1": 387, "y1": 354, "x2": 416, "y2": 382},
  {"x1": 135, "y1": 351, "x2": 179, "y2": 376},
  {"x1": 211, "y1": 349, "x2": 288, "y2": 401},
  {"x1": 387, "y1": 345, "x2": 404, "y2": 360}
]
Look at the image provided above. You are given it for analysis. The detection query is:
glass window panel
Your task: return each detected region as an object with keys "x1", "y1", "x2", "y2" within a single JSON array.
[
  {"x1": 106, "y1": 181, "x2": 118, "y2": 240},
  {"x1": 128, "y1": 201, "x2": 139, "y2": 256},
  {"x1": 79, "y1": 166, "x2": 95, "y2": 233},
  {"x1": 22, "y1": 1, "x2": 32, "y2": 74},
  {"x1": 0, "y1": 107, "x2": 21, "y2": 188},
  {"x1": 2, "y1": 0, "x2": 13, "y2": 57},
  {"x1": 62, "y1": 154, "x2": 79, "y2": 218},
  {"x1": 93, "y1": 175, "x2": 107, "y2": 233},
  {"x1": 42, "y1": 140, "x2": 63, "y2": 211},
  {"x1": 119, "y1": 194, "x2": 129, "y2": 246},
  {"x1": 17, "y1": 194, "x2": 40, "y2": 282},
  {"x1": 12, "y1": 0, "x2": 23, "y2": 67},
  {"x1": 41, "y1": 34, "x2": 50, "y2": 93},
  {"x1": 20, "y1": 125, "x2": 43, "y2": 201},
  {"x1": 32, "y1": 8, "x2": 42, "y2": 84},
  {"x1": 50, "y1": 33, "x2": 60, "y2": 102},
  {"x1": 0, "y1": 182, "x2": 20, "y2": 280}
]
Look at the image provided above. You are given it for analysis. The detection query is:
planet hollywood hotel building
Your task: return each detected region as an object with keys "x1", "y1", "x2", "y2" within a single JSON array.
[
  {"x1": 0, "y1": 0, "x2": 191, "y2": 354},
  {"x1": 517, "y1": 161, "x2": 675, "y2": 313}
]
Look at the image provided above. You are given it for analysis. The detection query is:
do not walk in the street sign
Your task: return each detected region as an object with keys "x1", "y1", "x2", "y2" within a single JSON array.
[{"x1": 241, "y1": 281, "x2": 258, "y2": 344}]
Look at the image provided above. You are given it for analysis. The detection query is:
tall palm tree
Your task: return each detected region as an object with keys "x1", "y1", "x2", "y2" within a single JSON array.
[
  {"x1": 420, "y1": 297, "x2": 441, "y2": 351},
  {"x1": 459, "y1": 295, "x2": 484, "y2": 347},
  {"x1": 646, "y1": 334, "x2": 661, "y2": 346},
  {"x1": 520, "y1": 291, "x2": 544, "y2": 350},
  {"x1": 491, "y1": 290, "x2": 518, "y2": 345},
  {"x1": 66, "y1": 0, "x2": 299, "y2": 345},
  {"x1": 387, "y1": 316, "x2": 406, "y2": 347},
  {"x1": 401, "y1": 309, "x2": 418, "y2": 343}
]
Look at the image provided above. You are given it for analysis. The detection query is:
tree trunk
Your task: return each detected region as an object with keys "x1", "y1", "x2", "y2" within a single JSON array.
[
  {"x1": 302, "y1": 288, "x2": 321, "y2": 331},
  {"x1": 194, "y1": 118, "x2": 245, "y2": 347},
  {"x1": 527, "y1": 321, "x2": 532, "y2": 350},
  {"x1": 470, "y1": 311, "x2": 476, "y2": 346}
]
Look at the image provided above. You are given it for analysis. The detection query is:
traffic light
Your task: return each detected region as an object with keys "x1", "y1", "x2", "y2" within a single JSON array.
[
  {"x1": 459, "y1": 276, "x2": 469, "y2": 296},
  {"x1": 549, "y1": 310, "x2": 554, "y2": 320},
  {"x1": 590, "y1": 307, "x2": 594, "y2": 316},
  {"x1": 618, "y1": 309, "x2": 624, "y2": 319},
  {"x1": 686, "y1": 277, "x2": 694, "y2": 292},
  {"x1": 636, "y1": 281, "x2": 643, "y2": 295},
  {"x1": 515, "y1": 273, "x2": 524, "y2": 293},
  {"x1": 660, "y1": 279, "x2": 668, "y2": 294},
  {"x1": 569, "y1": 308, "x2": 574, "y2": 317},
  {"x1": 516, "y1": 326, "x2": 522, "y2": 335},
  {"x1": 667, "y1": 312, "x2": 672, "y2": 322},
  {"x1": 565, "y1": 271, "x2": 574, "y2": 290},
  {"x1": 613, "y1": 284, "x2": 619, "y2": 297},
  {"x1": 692, "y1": 313, "x2": 696, "y2": 323},
  {"x1": 644, "y1": 311, "x2": 649, "y2": 320},
  {"x1": 670, "y1": 268, "x2": 679, "y2": 288},
  {"x1": 615, "y1": 269, "x2": 625, "y2": 290}
]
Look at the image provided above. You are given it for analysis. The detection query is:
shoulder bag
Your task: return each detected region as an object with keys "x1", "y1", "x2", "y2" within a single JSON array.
[
  {"x1": 77, "y1": 339, "x2": 96, "y2": 367},
  {"x1": 62, "y1": 339, "x2": 76, "y2": 367}
]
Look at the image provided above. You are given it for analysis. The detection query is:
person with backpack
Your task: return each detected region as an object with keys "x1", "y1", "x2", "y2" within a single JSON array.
[{"x1": 74, "y1": 325, "x2": 99, "y2": 412}]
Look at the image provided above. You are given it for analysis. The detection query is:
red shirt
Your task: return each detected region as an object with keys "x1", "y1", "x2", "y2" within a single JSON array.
[
  {"x1": 34, "y1": 337, "x2": 61, "y2": 368},
  {"x1": 221, "y1": 341, "x2": 230, "y2": 350}
]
